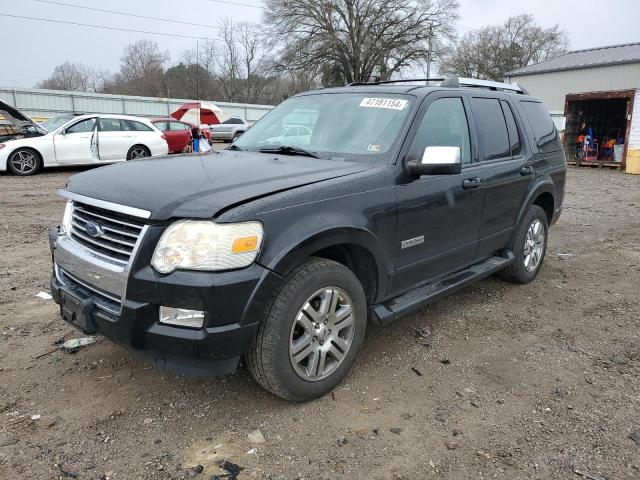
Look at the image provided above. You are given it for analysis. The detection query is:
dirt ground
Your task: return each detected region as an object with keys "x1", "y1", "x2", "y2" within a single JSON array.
[{"x1": 0, "y1": 164, "x2": 639, "y2": 480}]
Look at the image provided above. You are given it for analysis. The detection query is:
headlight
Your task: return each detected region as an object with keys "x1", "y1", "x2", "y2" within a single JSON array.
[
  {"x1": 61, "y1": 201, "x2": 73, "y2": 234},
  {"x1": 151, "y1": 220, "x2": 263, "y2": 274}
]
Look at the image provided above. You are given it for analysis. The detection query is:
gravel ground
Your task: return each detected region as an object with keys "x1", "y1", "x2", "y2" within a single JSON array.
[{"x1": 0, "y1": 165, "x2": 639, "y2": 480}]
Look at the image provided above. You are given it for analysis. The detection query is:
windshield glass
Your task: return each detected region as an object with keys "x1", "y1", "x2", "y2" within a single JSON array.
[
  {"x1": 234, "y1": 93, "x2": 414, "y2": 161},
  {"x1": 40, "y1": 115, "x2": 78, "y2": 132}
]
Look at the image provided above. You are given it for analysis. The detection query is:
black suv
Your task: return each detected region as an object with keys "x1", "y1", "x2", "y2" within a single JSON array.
[{"x1": 49, "y1": 78, "x2": 566, "y2": 401}]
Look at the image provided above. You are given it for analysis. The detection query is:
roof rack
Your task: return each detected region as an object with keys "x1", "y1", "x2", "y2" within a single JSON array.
[
  {"x1": 347, "y1": 78, "x2": 444, "y2": 86},
  {"x1": 441, "y1": 77, "x2": 529, "y2": 95},
  {"x1": 346, "y1": 76, "x2": 528, "y2": 94}
]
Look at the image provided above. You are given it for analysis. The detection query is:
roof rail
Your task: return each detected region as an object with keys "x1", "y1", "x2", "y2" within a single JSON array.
[
  {"x1": 347, "y1": 78, "x2": 444, "y2": 86},
  {"x1": 442, "y1": 77, "x2": 529, "y2": 95}
]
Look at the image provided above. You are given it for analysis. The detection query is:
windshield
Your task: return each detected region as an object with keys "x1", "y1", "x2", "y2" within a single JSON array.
[
  {"x1": 40, "y1": 115, "x2": 78, "y2": 132},
  {"x1": 234, "y1": 93, "x2": 414, "y2": 161}
]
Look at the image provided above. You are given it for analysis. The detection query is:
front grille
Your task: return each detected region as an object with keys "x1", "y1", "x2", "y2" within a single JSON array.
[
  {"x1": 57, "y1": 267, "x2": 121, "y2": 316},
  {"x1": 70, "y1": 201, "x2": 146, "y2": 266}
]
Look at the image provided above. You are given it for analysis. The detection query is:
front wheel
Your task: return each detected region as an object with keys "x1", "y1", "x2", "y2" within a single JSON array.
[
  {"x1": 8, "y1": 149, "x2": 41, "y2": 176},
  {"x1": 246, "y1": 258, "x2": 367, "y2": 401},
  {"x1": 498, "y1": 205, "x2": 548, "y2": 284}
]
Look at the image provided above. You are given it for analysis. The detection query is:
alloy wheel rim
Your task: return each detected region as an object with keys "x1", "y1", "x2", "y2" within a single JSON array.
[
  {"x1": 131, "y1": 148, "x2": 148, "y2": 159},
  {"x1": 10, "y1": 151, "x2": 37, "y2": 174},
  {"x1": 289, "y1": 286, "x2": 355, "y2": 382},
  {"x1": 523, "y1": 219, "x2": 545, "y2": 272}
]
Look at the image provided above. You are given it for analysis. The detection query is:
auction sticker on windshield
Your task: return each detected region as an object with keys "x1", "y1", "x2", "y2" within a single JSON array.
[{"x1": 359, "y1": 98, "x2": 408, "y2": 110}]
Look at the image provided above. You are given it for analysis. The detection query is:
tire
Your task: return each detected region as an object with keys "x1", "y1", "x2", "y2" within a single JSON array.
[
  {"x1": 498, "y1": 205, "x2": 549, "y2": 284},
  {"x1": 232, "y1": 131, "x2": 243, "y2": 142},
  {"x1": 7, "y1": 148, "x2": 42, "y2": 176},
  {"x1": 246, "y1": 258, "x2": 367, "y2": 402},
  {"x1": 126, "y1": 145, "x2": 150, "y2": 160}
]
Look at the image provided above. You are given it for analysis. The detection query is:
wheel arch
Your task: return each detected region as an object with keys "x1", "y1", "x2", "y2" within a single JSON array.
[
  {"x1": 516, "y1": 180, "x2": 555, "y2": 228},
  {"x1": 266, "y1": 227, "x2": 389, "y2": 305}
]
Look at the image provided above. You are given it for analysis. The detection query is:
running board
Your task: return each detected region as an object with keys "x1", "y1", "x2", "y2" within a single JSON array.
[{"x1": 370, "y1": 252, "x2": 515, "y2": 325}]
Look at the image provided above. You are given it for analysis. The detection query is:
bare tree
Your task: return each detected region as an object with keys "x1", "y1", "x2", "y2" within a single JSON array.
[
  {"x1": 439, "y1": 14, "x2": 568, "y2": 80},
  {"x1": 109, "y1": 39, "x2": 169, "y2": 96},
  {"x1": 263, "y1": 0, "x2": 459, "y2": 85},
  {"x1": 37, "y1": 62, "x2": 110, "y2": 92},
  {"x1": 213, "y1": 19, "x2": 272, "y2": 103}
]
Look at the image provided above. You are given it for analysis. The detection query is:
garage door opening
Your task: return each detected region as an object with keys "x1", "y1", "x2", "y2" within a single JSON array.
[{"x1": 564, "y1": 90, "x2": 636, "y2": 168}]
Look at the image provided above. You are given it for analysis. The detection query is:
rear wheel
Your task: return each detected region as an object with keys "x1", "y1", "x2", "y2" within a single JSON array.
[
  {"x1": 232, "y1": 131, "x2": 243, "y2": 142},
  {"x1": 246, "y1": 258, "x2": 367, "y2": 401},
  {"x1": 498, "y1": 205, "x2": 548, "y2": 284},
  {"x1": 8, "y1": 149, "x2": 41, "y2": 176},
  {"x1": 126, "y1": 145, "x2": 150, "y2": 160}
]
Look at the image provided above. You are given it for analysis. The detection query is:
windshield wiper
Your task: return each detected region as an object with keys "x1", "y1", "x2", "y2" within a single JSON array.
[
  {"x1": 258, "y1": 145, "x2": 319, "y2": 158},
  {"x1": 227, "y1": 144, "x2": 245, "y2": 151}
]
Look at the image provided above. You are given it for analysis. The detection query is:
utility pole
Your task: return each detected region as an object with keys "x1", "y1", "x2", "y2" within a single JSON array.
[
  {"x1": 426, "y1": 23, "x2": 434, "y2": 82},
  {"x1": 196, "y1": 39, "x2": 200, "y2": 124}
]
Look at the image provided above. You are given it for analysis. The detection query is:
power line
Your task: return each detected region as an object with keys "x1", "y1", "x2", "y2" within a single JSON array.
[
  {"x1": 34, "y1": 0, "x2": 221, "y2": 29},
  {"x1": 0, "y1": 13, "x2": 214, "y2": 40},
  {"x1": 207, "y1": 0, "x2": 264, "y2": 8}
]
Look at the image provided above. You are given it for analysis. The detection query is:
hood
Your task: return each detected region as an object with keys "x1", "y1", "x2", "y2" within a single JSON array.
[
  {"x1": 66, "y1": 150, "x2": 374, "y2": 220},
  {"x1": 0, "y1": 100, "x2": 41, "y2": 142},
  {"x1": 0, "y1": 100, "x2": 37, "y2": 129}
]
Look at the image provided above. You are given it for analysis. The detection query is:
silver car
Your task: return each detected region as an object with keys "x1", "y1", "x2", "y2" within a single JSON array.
[{"x1": 208, "y1": 117, "x2": 251, "y2": 142}]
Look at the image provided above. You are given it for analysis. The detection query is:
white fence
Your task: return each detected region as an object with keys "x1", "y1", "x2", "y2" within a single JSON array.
[{"x1": 0, "y1": 86, "x2": 274, "y2": 122}]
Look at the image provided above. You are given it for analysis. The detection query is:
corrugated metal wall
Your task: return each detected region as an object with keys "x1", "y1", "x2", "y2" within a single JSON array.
[
  {"x1": 0, "y1": 86, "x2": 274, "y2": 122},
  {"x1": 506, "y1": 63, "x2": 640, "y2": 111}
]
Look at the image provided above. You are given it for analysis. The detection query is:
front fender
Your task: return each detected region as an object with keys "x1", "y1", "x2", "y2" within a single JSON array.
[{"x1": 259, "y1": 223, "x2": 391, "y2": 303}]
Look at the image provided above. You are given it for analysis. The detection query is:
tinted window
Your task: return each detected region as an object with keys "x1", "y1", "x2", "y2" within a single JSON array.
[
  {"x1": 169, "y1": 122, "x2": 190, "y2": 131},
  {"x1": 99, "y1": 118, "x2": 122, "y2": 132},
  {"x1": 520, "y1": 101, "x2": 559, "y2": 153},
  {"x1": 66, "y1": 118, "x2": 96, "y2": 134},
  {"x1": 223, "y1": 117, "x2": 243, "y2": 125},
  {"x1": 410, "y1": 97, "x2": 472, "y2": 165},
  {"x1": 470, "y1": 98, "x2": 510, "y2": 161},
  {"x1": 500, "y1": 100, "x2": 521, "y2": 156},
  {"x1": 123, "y1": 120, "x2": 153, "y2": 132}
]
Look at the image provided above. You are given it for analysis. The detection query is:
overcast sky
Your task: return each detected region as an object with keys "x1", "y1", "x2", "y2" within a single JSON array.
[{"x1": 0, "y1": 0, "x2": 638, "y2": 87}]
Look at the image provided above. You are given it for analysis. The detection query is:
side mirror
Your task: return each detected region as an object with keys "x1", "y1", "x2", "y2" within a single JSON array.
[{"x1": 406, "y1": 146, "x2": 462, "y2": 176}]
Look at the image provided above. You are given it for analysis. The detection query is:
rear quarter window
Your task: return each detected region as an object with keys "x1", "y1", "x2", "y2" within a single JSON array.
[{"x1": 520, "y1": 101, "x2": 562, "y2": 153}]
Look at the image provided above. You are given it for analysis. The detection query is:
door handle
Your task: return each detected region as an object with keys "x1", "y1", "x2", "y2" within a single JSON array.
[
  {"x1": 520, "y1": 165, "x2": 534, "y2": 175},
  {"x1": 462, "y1": 177, "x2": 480, "y2": 189}
]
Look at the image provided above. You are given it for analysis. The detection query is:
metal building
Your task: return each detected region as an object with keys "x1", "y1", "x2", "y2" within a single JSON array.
[{"x1": 505, "y1": 43, "x2": 640, "y2": 172}]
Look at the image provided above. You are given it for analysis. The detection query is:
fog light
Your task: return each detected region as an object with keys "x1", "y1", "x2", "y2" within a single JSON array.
[{"x1": 159, "y1": 307, "x2": 205, "y2": 328}]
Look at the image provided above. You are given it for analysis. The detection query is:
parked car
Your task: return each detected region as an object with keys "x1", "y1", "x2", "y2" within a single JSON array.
[
  {"x1": 208, "y1": 117, "x2": 251, "y2": 142},
  {"x1": 0, "y1": 102, "x2": 168, "y2": 176},
  {"x1": 149, "y1": 117, "x2": 209, "y2": 153},
  {"x1": 48, "y1": 77, "x2": 566, "y2": 401}
]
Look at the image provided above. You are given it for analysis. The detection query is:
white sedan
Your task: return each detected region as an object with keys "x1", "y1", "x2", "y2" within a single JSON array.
[{"x1": 0, "y1": 105, "x2": 169, "y2": 176}]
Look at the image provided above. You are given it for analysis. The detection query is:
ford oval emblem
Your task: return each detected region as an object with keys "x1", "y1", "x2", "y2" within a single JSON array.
[{"x1": 84, "y1": 221, "x2": 103, "y2": 238}]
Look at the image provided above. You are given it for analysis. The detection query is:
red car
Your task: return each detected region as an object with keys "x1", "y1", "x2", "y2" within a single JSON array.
[{"x1": 149, "y1": 118, "x2": 211, "y2": 154}]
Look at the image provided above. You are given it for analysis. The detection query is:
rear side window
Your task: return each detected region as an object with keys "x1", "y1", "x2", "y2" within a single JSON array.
[
  {"x1": 500, "y1": 101, "x2": 521, "y2": 156},
  {"x1": 520, "y1": 101, "x2": 560, "y2": 153},
  {"x1": 470, "y1": 98, "x2": 510, "y2": 161},
  {"x1": 123, "y1": 120, "x2": 153, "y2": 132},
  {"x1": 410, "y1": 97, "x2": 472, "y2": 165},
  {"x1": 152, "y1": 121, "x2": 169, "y2": 132}
]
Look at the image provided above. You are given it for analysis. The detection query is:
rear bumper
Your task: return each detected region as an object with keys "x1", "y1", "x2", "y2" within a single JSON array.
[{"x1": 49, "y1": 225, "x2": 282, "y2": 376}]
